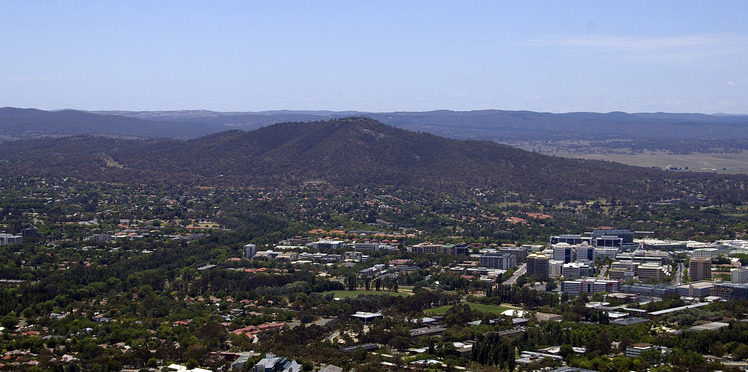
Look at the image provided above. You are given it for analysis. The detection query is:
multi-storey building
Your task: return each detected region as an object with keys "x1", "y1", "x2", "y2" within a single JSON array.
[
  {"x1": 561, "y1": 279, "x2": 621, "y2": 295},
  {"x1": 689, "y1": 257, "x2": 712, "y2": 281},
  {"x1": 636, "y1": 264, "x2": 666, "y2": 281},
  {"x1": 480, "y1": 253, "x2": 517, "y2": 270},
  {"x1": 732, "y1": 268, "x2": 748, "y2": 284},
  {"x1": 711, "y1": 282, "x2": 748, "y2": 300},
  {"x1": 499, "y1": 246, "x2": 529, "y2": 262},
  {"x1": 527, "y1": 253, "x2": 549, "y2": 280},
  {"x1": 0, "y1": 233, "x2": 22, "y2": 246},
  {"x1": 552, "y1": 244, "x2": 575, "y2": 263},
  {"x1": 243, "y1": 244, "x2": 257, "y2": 258},
  {"x1": 561, "y1": 262, "x2": 595, "y2": 279},
  {"x1": 691, "y1": 248, "x2": 719, "y2": 259},
  {"x1": 310, "y1": 240, "x2": 344, "y2": 250}
]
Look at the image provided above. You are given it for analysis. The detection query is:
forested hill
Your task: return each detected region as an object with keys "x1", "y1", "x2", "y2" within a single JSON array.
[
  {"x1": 109, "y1": 109, "x2": 748, "y2": 141},
  {"x1": 3, "y1": 107, "x2": 747, "y2": 143},
  {"x1": 0, "y1": 117, "x2": 744, "y2": 202},
  {"x1": 0, "y1": 107, "x2": 220, "y2": 140}
]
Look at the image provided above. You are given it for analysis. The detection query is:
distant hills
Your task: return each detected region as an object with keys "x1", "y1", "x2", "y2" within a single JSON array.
[
  {"x1": 2, "y1": 107, "x2": 747, "y2": 142},
  {"x1": 0, "y1": 107, "x2": 220, "y2": 141},
  {"x1": 1, "y1": 117, "x2": 743, "y2": 202}
]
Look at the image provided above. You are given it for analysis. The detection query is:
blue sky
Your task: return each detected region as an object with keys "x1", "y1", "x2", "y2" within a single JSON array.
[{"x1": 2, "y1": 1, "x2": 747, "y2": 113}]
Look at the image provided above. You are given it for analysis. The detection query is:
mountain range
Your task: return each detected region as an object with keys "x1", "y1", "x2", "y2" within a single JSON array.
[
  {"x1": 1, "y1": 117, "x2": 744, "y2": 202},
  {"x1": 2, "y1": 107, "x2": 747, "y2": 142}
]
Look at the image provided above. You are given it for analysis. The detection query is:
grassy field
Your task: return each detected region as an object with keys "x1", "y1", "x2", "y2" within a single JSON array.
[
  {"x1": 425, "y1": 302, "x2": 514, "y2": 315},
  {"x1": 510, "y1": 142, "x2": 748, "y2": 175},
  {"x1": 563, "y1": 151, "x2": 748, "y2": 174},
  {"x1": 324, "y1": 290, "x2": 408, "y2": 298}
]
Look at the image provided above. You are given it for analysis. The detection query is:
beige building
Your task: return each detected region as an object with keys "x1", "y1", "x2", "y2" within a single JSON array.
[
  {"x1": 637, "y1": 264, "x2": 665, "y2": 280},
  {"x1": 689, "y1": 257, "x2": 712, "y2": 281},
  {"x1": 731, "y1": 268, "x2": 748, "y2": 284},
  {"x1": 527, "y1": 253, "x2": 549, "y2": 280}
]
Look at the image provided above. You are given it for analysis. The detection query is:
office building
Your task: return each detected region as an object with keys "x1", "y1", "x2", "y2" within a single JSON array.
[
  {"x1": 575, "y1": 244, "x2": 596, "y2": 263},
  {"x1": 732, "y1": 268, "x2": 748, "y2": 284},
  {"x1": 691, "y1": 248, "x2": 719, "y2": 259},
  {"x1": 636, "y1": 264, "x2": 666, "y2": 281},
  {"x1": 550, "y1": 234, "x2": 591, "y2": 245},
  {"x1": 549, "y1": 260, "x2": 564, "y2": 278},
  {"x1": 243, "y1": 244, "x2": 257, "y2": 258},
  {"x1": 677, "y1": 282, "x2": 714, "y2": 298},
  {"x1": 689, "y1": 257, "x2": 712, "y2": 281},
  {"x1": 354, "y1": 242, "x2": 380, "y2": 251},
  {"x1": 310, "y1": 240, "x2": 344, "y2": 250},
  {"x1": 561, "y1": 262, "x2": 595, "y2": 279},
  {"x1": 595, "y1": 247, "x2": 619, "y2": 260},
  {"x1": 480, "y1": 252, "x2": 517, "y2": 270},
  {"x1": 552, "y1": 244, "x2": 575, "y2": 263},
  {"x1": 527, "y1": 253, "x2": 549, "y2": 280},
  {"x1": 21, "y1": 227, "x2": 38, "y2": 238},
  {"x1": 500, "y1": 246, "x2": 529, "y2": 262},
  {"x1": 0, "y1": 233, "x2": 22, "y2": 246},
  {"x1": 711, "y1": 283, "x2": 748, "y2": 300},
  {"x1": 561, "y1": 279, "x2": 621, "y2": 295}
]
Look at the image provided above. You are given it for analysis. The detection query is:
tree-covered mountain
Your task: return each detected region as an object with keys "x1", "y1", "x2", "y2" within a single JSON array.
[
  {"x1": 0, "y1": 107, "x2": 221, "y2": 140},
  {"x1": 1, "y1": 117, "x2": 744, "y2": 202}
]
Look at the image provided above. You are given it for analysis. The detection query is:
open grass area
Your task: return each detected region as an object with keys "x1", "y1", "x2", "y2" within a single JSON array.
[
  {"x1": 425, "y1": 302, "x2": 514, "y2": 315},
  {"x1": 324, "y1": 290, "x2": 408, "y2": 298},
  {"x1": 510, "y1": 142, "x2": 748, "y2": 175}
]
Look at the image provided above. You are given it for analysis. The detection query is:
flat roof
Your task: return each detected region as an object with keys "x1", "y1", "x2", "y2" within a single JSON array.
[
  {"x1": 689, "y1": 322, "x2": 730, "y2": 331},
  {"x1": 649, "y1": 302, "x2": 711, "y2": 316},
  {"x1": 351, "y1": 311, "x2": 383, "y2": 319},
  {"x1": 611, "y1": 317, "x2": 650, "y2": 326}
]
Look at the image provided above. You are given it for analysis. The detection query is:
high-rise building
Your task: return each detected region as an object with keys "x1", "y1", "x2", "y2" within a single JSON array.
[
  {"x1": 243, "y1": 244, "x2": 257, "y2": 258},
  {"x1": 499, "y1": 246, "x2": 529, "y2": 262},
  {"x1": 549, "y1": 260, "x2": 564, "y2": 278},
  {"x1": 527, "y1": 253, "x2": 549, "y2": 280},
  {"x1": 552, "y1": 245, "x2": 575, "y2": 263},
  {"x1": 575, "y1": 244, "x2": 596, "y2": 263},
  {"x1": 689, "y1": 257, "x2": 712, "y2": 281}
]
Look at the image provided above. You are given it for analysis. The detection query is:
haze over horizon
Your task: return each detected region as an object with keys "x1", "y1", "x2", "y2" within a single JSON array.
[{"x1": 2, "y1": 1, "x2": 748, "y2": 114}]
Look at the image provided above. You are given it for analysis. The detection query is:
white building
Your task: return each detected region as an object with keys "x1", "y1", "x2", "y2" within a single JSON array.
[
  {"x1": 732, "y1": 268, "x2": 748, "y2": 284},
  {"x1": 561, "y1": 262, "x2": 595, "y2": 279},
  {"x1": 0, "y1": 233, "x2": 22, "y2": 246},
  {"x1": 549, "y1": 260, "x2": 564, "y2": 278},
  {"x1": 595, "y1": 247, "x2": 618, "y2": 260},
  {"x1": 552, "y1": 244, "x2": 575, "y2": 263},
  {"x1": 480, "y1": 252, "x2": 517, "y2": 270},
  {"x1": 691, "y1": 248, "x2": 719, "y2": 259},
  {"x1": 310, "y1": 240, "x2": 344, "y2": 249}
]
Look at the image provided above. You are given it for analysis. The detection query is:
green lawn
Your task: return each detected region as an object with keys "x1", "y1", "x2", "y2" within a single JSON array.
[
  {"x1": 425, "y1": 302, "x2": 514, "y2": 315},
  {"x1": 324, "y1": 290, "x2": 408, "y2": 298}
]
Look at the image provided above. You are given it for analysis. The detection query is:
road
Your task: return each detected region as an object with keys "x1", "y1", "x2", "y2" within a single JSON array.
[
  {"x1": 598, "y1": 263, "x2": 610, "y2": 279},
  {"x1": 506, "y1": 263, "x2": 527, "y2": 285},
  {"x1": 674, "y1": 262, "x2": 684, "y2": 286}
]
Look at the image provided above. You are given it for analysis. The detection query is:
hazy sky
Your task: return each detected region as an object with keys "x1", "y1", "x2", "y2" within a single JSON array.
[{"x1": 2, "y1": 1, "x2": 748, "y2": 113}]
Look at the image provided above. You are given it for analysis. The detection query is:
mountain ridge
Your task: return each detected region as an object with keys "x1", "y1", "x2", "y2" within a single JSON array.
[
  {"x1": 2, "y1": 107, "x2": 747, "y2": 142},
  {"x1": 2, "y1": 117, "x2": 743, "y2": 203}
]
